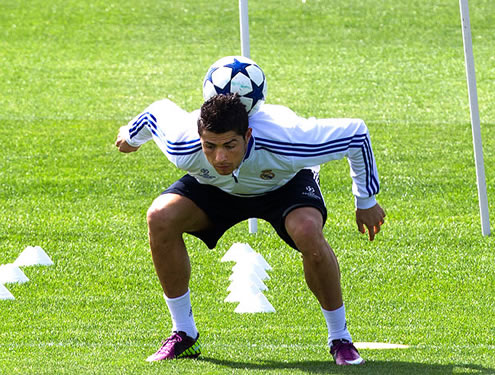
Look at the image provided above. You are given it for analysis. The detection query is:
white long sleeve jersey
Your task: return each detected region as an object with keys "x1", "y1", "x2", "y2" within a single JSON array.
[{"x1": 125, "y1": 99, "x2": 380, "y2": 209}]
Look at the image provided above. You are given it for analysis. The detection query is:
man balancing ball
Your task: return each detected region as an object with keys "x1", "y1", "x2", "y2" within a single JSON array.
[{"x1": 115, "y1": 56, "x2": 385, "y2": 365}]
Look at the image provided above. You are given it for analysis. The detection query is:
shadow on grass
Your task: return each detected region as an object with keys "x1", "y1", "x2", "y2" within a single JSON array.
[{"x1": 200, "y1": 357, "x2": 494, "y2": 374}]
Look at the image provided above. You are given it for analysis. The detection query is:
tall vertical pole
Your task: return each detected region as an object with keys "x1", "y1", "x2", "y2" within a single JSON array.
[
  {"x1": 239, "y1": 0, "x2": 251, "y2": 58},
  {"x1": 239, "y1": 0, "x2": 257, "y2": 234},
  {"x1": 459, "y1": 0, "x2": 490, "y2": 236}
]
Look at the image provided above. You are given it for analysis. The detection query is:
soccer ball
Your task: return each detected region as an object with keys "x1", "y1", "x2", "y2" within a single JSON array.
[{"x1": 203, "y1": 56, "x2": 267, "y2": 116}]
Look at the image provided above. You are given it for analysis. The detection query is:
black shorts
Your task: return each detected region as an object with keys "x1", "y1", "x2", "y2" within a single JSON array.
[{"x1": 162, "y1": 169, "x2": 327, "y2": 250}]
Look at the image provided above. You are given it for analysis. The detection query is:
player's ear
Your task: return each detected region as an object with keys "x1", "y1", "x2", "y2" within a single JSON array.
[{"x1": 245, "y1": 127, "x2": 252, "y2": 142}]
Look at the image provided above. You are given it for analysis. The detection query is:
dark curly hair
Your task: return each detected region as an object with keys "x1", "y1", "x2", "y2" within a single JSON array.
[{"x1": 197, "y1": 93, "x2": 249, "y2": 136}]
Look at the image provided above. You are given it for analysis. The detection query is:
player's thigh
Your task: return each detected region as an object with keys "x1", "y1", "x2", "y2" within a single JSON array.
[{"x1": 147, "y1": 193, "x2": 212, "y2": 233}]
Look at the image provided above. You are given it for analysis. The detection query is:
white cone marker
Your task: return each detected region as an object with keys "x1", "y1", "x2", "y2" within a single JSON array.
[
  {"x1": 228, "y1": 277, "x2": 268, "y2": 292},
  {"x1": 14, "y1": 246, "x2": 54, "y2": 267},
  {"x1": 237, "y1": 252, "x2": 272, "y2": 271},
  {"x1": 224, "y1": 283, "x2": 260, "y2": 303},
  {"x1": 0, "y1": 283, "x2": 15, "y2": 300},
  {"x1": 221, "y1": 242, "x2": 255, "y2": 263},
  {"x1": 231, "y1": 262, "x2": 270, "y2": 281},
  {"x1": 0, "y1": 264, "x2": 29, "y2": 284},
  {"x1": 234, "y1": 292, "x2": 275, "y2": 313},
  {"x1": 222, "y1": 243, "x2": 275, "y2": 313}
]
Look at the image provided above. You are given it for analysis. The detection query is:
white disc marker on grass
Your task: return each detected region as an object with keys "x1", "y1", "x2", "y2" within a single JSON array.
[{"x1": 354, "y1": 342, "x2": 410, "y2": 350}]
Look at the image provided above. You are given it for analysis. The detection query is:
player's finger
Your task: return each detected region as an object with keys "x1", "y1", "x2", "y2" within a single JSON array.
[
  {"x1": 356, "y1": 220, "x2": 365, "y2": 234},
  {"x1": 368, "y1": 225, "x2": 375, "y2": 241}
]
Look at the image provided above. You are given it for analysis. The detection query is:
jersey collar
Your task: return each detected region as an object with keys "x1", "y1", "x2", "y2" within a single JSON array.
[
  {"x1": 231, "y1": 136, "x2": 255, "y2": 181},
  {"x1": 243, "y1": 136, "x2": 254, "y2": 162}
]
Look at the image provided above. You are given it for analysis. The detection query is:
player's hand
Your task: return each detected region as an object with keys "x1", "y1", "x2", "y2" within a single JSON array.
[
  {"x1": 115, "y1": 127, "x2": 140, "y2": 153},
  {"x1": 356, "y1": 203, "x2": 386, "y2": 241}
]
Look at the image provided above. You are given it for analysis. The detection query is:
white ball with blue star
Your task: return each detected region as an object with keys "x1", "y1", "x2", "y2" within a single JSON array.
[{"x1": 203, "y1": 56, "x2": 267, "y2": 116}]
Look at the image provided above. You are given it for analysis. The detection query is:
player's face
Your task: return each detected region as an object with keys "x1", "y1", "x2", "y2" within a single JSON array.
[{"x1": 200, "y1": 128, "x2": 252, "y2": 175}]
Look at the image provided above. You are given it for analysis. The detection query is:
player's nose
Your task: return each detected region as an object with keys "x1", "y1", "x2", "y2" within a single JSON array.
[{"x1": 215, "y1": 149, "x2": 228, "y2": 162}]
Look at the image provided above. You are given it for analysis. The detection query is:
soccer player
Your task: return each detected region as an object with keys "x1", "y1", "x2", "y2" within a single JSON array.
[{"x1": 116, "y1": 92, "x2": 385, "y2": 365}]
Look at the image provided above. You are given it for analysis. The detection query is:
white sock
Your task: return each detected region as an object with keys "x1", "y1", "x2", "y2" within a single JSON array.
[
  {"x1": 163, "y1": 289, "x2": 198, "y2": 338},
  {"x1": 321, "y1": 304, "x2": 352, "y2": 347}
]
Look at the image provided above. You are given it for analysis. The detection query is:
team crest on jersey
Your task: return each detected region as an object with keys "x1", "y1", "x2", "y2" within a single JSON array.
[{"x1": 260, "y1": 169, "x2": 275, "y2": 180}]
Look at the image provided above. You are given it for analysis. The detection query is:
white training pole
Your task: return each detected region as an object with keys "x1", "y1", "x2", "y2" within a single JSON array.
[
  {"x1": 239, "y1": 0, "x2": 251, "y2": 58},
  {"x1": 248, "y1": 217, "x2": 258, "y2": 234},
  {"x1": 239, "y1": 0, "x2": 258, "y2": 234},
  {"x1": 459, "y1": 0, "x2": 490, "y2": 236}
]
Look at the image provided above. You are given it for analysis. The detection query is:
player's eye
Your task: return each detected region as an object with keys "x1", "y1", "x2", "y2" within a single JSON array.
[{"x1": 225, "y1": 141, "x2": 238, "y2": 150}]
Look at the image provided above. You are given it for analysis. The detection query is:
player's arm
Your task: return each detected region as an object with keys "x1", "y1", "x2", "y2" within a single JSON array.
[
  {"x1": 115, "y1": 126, "x2": 140, "y2": 153},
  {"x1": 330, "y1": 119, "x2": 384, "y2": 240},
  {"x1": 115, "y1": 107, "x2": 157, "y2": 153},
  {"x1": 116, "y1": 98, "x2": 201, "y2": 170},
  {"x1": 290, "y1": 116, "x2": 385, "y2": 240},
  {"x1": 291, "y1": 117, "x2": 380, "y2": 202},
  {"x1": 334, "y1": 120, "x2": 384, "y2": 240}
]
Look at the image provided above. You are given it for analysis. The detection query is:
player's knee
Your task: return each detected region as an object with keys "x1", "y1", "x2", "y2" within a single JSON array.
[
  {"x1": 146, "y1": 196, "x2": 179, "y2": 233},
  {"x1": 286, "y1": 209, "x2": 323, "y2": 248},
  {"x1": 147, "y1": 204, "x2": 162, "y2": 228},
  {"x1": 147, "y1": 205, "x2": 166, "y2": 234}
]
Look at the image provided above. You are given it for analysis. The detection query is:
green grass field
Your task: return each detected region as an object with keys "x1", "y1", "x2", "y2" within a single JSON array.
[{"x1": 1, "y1": 0, "x2": 494, "y2": 373}]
